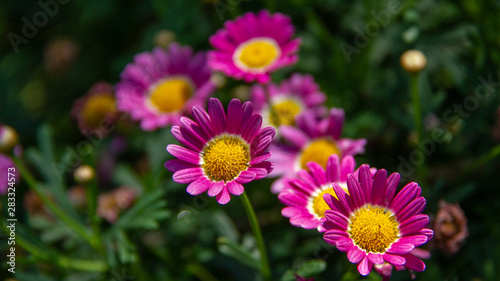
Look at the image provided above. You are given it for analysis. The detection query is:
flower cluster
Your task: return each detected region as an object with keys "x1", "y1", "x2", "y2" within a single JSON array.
[{"x1": 65, "y1": 9, "x2": 436, "y2": 281}]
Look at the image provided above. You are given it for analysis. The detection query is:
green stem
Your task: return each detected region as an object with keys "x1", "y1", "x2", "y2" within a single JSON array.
[
  {"x1": 410, "y1": 74, "x2": 426, "y2": 184},
  {"x1": 187, "y1": 262, "x2": 220, "y2": 281},
  {"x1": 410, "y1": 74, "x2": 423, "y2": 143},
  {"x1": 458, "y1": 143, "x2": 500, "y2": 182},
  {"x1": 6, "y1": 224, "x2": 108, "y2": 272},
  {"x1": 240, "y1": 192, "x2": 271, "y2": 281},
  {"x1": 13, "y1": 157, "x2": 95, "y2": 247}
]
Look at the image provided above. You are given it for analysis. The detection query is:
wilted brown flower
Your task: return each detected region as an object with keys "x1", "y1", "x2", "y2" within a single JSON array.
[
  {"x1": 433, "y1": 200, "x2": 468, "y2": 254},
  {"x1": 97, "y1": 187, "x2": 137, "y2": 223},
  {"x1": 68, "y1": 185, "x2": 87, "y2": 209},
  {"x1": 24, "y1": 190, "x2": 52, "y2": 218},
  {"x1": 44, "y1": 38, "x2": 79, "y2": 73}
]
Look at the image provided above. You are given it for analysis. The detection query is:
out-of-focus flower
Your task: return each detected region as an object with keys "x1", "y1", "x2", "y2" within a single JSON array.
[
  {"x1": 400, "y1": 50, "x2": 427, "y2": 74},
  {"x1": 68, "y1": 185, "x2": 86, "y2": 209},
  {"x1": 153, "y1": 30, "x2": 177, "y2": 48},
  {"x1": 208, "y1": 10, "x2": 301, "y2": 83},
  {"x1": 116, "y1": 43, "x2": 215, "y2": 131},
  {"x1": 294, "y1": 275, "x2": 314, "y2": 281},
  {"x1": 251, "y1": 73, "x2": 326, "y2": 129},
  {"x1": 44, "y1": 38, "x2": 79, "y2": 73},
  {"x1": 269, "y1": 109, "x2": 366, "y2": 193},
  {"x1": 279, "y1": 155, "x2": 356, "y2": 232},
  {"x1": 72, "y1": 82, "x2": 118, "y2": 137},
  {"x1": 165, "y1": 98, "x2": 275, "y2": 204},
  {"x1": 0, "y1": 153, "x2": 19, "y2": 195},
  {"x1": 322, "y1": 165, "x2": 433, "y2": 277},
  {"x1": 0, "y1": 125, "x2": 19, "y2": 153},
  {"x1": 24, "y1": 190, "x2": 52, "y2": 217},
  {"x1": 97, "y1": 187, "x2": 137, "y2": 223},
  {"x1": 492, "y1": 107, "x2": 500, "y2": 141},
  {"x1": 433, "y1": 200, "x2": 468, "y2": 255}
]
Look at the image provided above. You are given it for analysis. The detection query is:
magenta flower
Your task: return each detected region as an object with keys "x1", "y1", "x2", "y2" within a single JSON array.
[
  {"x1": 322, "y1": 165, "x2": 433, "y2": 277},
  {"x1": 251, "y1": 73, "x2": 326, "y2": 129},
  {"x1": 0, "y1": 153, "x2": 19, "y2": 195},
  {"x1": 72, "y1": 82, "x2": 118, "y2": 136},
  {"x1": 279, "y1": 155, "x2": 356, "y2": 232},
  {"x1": 116, "y1": 43, "x2": 215, "y2": 131},
  {"x1": 269, "y1": 109, "x2": 366, "y2": 193},
  {"x1": 165, "y1": 98, "x2": 275, "y2": 204},
  {"x1": 208, "y1": 10, "x2": 301, "y2": 83}
]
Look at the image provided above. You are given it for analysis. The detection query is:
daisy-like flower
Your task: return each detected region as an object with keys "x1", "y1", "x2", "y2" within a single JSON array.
[
  {"x1": 71, "y1": 82, "x2": 118, "y2": 136},
  {"x1": 251, "y1": 73, "x2": 326, "y2": 129},
  {"x1": 0, "y1": 153, "x2": 19, "y2": 195},
  {"x1": 164, "y1": 98, "x2": 275, "y2": 204},
  {"x1": 322, "y1": 165, "x2": 433, "y2": 276},
  {"x1": 209, "y1": 10, "x2": 301, "y2": 83},
  {"x1": 279, "y1": 155, "x2": 356, "y2": 232},
  {"x1": 269, "y1": 109, "x2": 366, "y2": 193},
  {"x1": 116, "y1": 43, "x2": 215, "y2": 131}
]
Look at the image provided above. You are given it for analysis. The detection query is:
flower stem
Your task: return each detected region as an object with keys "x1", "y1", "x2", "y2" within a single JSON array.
[
  {"x1": 410, "y1": 74, "x2": 423, "y2": 144},
  {"x1": 13, "y1": 157, "x2": 96, "y2": 247},
  {"x1": 410, "y1": 74, "x2": 425, "y2": 183},
  {"x1": 240, "y1": 192, "x2": 271, "y2": 281}
]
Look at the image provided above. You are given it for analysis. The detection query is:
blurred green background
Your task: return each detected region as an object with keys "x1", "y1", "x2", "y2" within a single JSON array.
[{"x1": 1, "y1": 0, "x2": 500, "y2": 280}]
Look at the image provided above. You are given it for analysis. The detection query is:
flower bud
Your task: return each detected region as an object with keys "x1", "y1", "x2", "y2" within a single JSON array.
[
  {"x1": 0, "y1": 125, "x2": 19, "y2": 153},
  {"x1": 400, "y1": 50, "x2": 427, "y2": 73},
  {"x1": 74, "y1": 165, "x2": 95, "y2": 184}
]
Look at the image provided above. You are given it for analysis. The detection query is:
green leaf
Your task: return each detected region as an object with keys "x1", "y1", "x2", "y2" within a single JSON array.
[
  {"x1": 217, "y1": 236, "x2": 260, "y2": 271},
  {"x1": 111, "y1": 188, "x2": 170, "y2": 231},
  {"x1": 282, "y1": 259, "x2": 327, "y2": 281}
]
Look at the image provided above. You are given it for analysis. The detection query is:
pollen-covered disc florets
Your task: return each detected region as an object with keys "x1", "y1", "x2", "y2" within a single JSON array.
[
  {"x1": 165, "y1": 98, "x2": 275, "y2": 204},
  {"x1": 322, "y1": 165, "x2": 433, "y2": 277}
]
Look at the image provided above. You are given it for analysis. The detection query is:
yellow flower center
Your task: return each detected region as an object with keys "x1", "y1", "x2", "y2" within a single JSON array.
[
  {"x1": 202, "y1": 135, "x2": 250, "y2": 182},
  {"x1": 234, "y1": 38, "x2": 280, "y2": 72},
  {"x1": 309, "y1": 183, "x2": 348, "y2": 218},
  {"x1": 149, "y1": 78, "x2": 193, "y2": 113},
  {"x1": 82, "y1": 94, "x2": 116, "y2": 128},
  {"x1": 349, "y1": 206, "x2": 400, "y2": 253},
  {"x1": 300, "y1": 139, "x2": 341, "y2": 170},
  {"x1": 269, "y1": 99, "x2": 302, "y2": 127}
]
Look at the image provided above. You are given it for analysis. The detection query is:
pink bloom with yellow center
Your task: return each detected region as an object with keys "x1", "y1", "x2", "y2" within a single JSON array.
[
  {"x1": 279, "y1": 155, "x2": 356, "y2": 232},
  {"x1": 116, "y1": 43, "x2": 215, "y2": 131},
  {"x1": 72, "y1": 82, "x2": 118, "y2": 136},
  {"x1": 269, "y1": 109, "x2": 366, "y2": 193},
  {"x1": 251, "y1": 73, "x2": 326, "y2": 129},
  {"x1": 322, "y1": 165, "x2": 433, "y2": 277},
  {"x1": 165, "y1": 98, "x2": 275, "y2": 204},
  {"x1": 209, "y1": 10, "x2": 301, "y2": 83}
]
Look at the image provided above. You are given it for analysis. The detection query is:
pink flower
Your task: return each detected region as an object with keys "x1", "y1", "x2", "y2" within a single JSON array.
[
  {"x1": 165, "y1": 98, "x2": 275, "y2": 204},
  {"x1": 116, "y1": 43, "x2": 214, "y2": 131},
  {"x1": 322, "y1": 165, "x2": 433, "y2": 276},
  {"x1": 269, "y1": 109, "x2": 366, "y2": 193},
  {"x1": 209, "y1": 10, "x2": 301, "y2": 83},
  {"x1": 251, "y1": 73, "x2": 326, "y2": 129}
]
